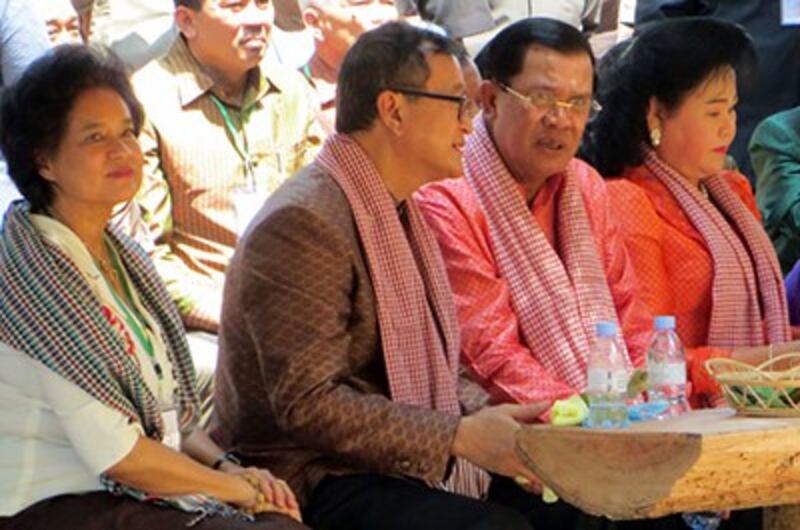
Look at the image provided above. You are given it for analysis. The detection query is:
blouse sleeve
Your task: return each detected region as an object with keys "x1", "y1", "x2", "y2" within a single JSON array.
[
  {"x1": 33, "y1": 360, "x2": 142, "y2": 475},
  {"x1": 606, "y1": 179, "x2": 678, "y2": 318}
]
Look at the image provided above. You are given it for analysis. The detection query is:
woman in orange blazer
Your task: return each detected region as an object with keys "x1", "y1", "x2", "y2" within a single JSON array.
[{"x1": 582, "y1": 18, "x2": 799, "y2": 408}]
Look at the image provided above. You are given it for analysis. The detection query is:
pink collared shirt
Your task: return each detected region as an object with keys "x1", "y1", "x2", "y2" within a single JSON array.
[{"x1": 416, "y1": 159, "x2": 652, "y2": 405}]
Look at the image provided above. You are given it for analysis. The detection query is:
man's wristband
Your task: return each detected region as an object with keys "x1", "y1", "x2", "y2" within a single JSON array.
[{"x1": 211, "y1": 451, "x2": 241, "y2": 470}]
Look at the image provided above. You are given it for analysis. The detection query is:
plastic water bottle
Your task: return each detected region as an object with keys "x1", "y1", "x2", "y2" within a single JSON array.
[
  {"x1": 648, "y1": 317, "x2": 721, "y2": 529},
  {"x1": 586, "y1": 321, "x2": 630, "y2": 429},
  {"x1": 646, "y1": 315, "x2": 690, "y2": 418}
]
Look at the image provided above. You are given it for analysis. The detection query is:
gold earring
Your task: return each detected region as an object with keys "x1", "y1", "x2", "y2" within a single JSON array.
[{"x1": 650, "y1": 128, "x2": 662, "y2": 147}]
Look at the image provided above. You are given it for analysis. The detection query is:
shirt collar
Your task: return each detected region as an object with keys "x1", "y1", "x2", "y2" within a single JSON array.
[
  {"x1": 29, "y1": 214, "x2": 102, "y2": 282},
  {"x1": 169, "y1": 36, "x2": 284, "y2": 108}
]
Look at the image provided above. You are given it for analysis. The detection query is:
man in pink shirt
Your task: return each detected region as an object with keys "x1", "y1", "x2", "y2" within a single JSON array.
[{"x1": 416, "y1": 17, "x2": 651, "y2": 406}]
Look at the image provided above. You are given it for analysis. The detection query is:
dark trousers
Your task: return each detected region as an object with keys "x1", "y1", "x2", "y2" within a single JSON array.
[
  {"x1": 0, "y1": 491, "x2": 309, "y2": 530},
  {"x1": 304, "y1": 473, "x2": 762, "y2": 530}
]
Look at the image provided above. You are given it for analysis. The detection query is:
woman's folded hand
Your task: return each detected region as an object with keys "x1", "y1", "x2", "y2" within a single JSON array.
[{"x1": 227, "y1": 467, "x2": 302, "y2": 522}]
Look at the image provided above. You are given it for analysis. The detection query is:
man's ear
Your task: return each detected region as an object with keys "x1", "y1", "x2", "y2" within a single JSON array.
[
  {"x1": 477, "y1": 80, "x2": 499, "y2": 121},
  {"x1": 375, "y1": 90, "x2": 405, "y2": 136},
  {"x1": 175, "y1": 6, "x2": 198, "y2": 40},
  {"x1": 302, "y1": 7, "x2": 323, "y2": 40}
]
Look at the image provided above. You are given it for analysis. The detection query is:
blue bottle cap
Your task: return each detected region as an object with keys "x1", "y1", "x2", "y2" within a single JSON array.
[
  {"x1": 595, "y1": 320, "x2": 617, "y2": 337},
  {"x1": 654, "y1": 315, "x2": 676, "y2": 330}
]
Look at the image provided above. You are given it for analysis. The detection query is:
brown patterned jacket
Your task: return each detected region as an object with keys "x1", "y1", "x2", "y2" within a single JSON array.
[{"x1": 210, "y1": 163, "x2": 488, "y2": 505}]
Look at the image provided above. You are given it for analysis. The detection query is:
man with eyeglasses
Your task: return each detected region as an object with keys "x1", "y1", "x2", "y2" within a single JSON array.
[
  {"x1": 209, "y1": 20, "x2": 589, "y2": 530},
  {"x1": 417, "y1": 18, "x2": 653, "y2": 411}
]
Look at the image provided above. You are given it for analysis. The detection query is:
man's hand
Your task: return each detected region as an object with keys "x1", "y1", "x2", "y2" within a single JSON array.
[{"x1": 451, "y1": 402, "x2": 550, "y2": 492}]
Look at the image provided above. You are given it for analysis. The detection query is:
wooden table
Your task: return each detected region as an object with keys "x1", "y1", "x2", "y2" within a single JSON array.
[{"x1": 516, "y1": 408, "x2": 800, "y2": 520}]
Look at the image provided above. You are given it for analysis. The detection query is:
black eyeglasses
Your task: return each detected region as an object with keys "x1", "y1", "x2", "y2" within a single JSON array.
[{"x1": 387, "y1": 87, "x2": 479, "y2": 122}]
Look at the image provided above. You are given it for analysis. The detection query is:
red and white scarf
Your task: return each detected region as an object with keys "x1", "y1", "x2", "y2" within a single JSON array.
[
  {"x1": 463, "y1": 118, "x2": 623, "y2": 391},
  {"x1": 0, "y1": 204, "x2": 250, "y2": 522},
  {"x1": 316, "y1": 134, "x2": 489, "y2": 499},
  {"x1": 644, "y1": 148, "x2": 791, "y2": 347}
]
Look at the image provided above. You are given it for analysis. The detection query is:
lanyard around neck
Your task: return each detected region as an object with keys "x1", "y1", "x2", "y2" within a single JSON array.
[
  {"x1": 210, "y1": 93, "x2": 257, "y2": 188},
  {"x1": 103, "y1": 241, "x2": 162, "y2": 380}
]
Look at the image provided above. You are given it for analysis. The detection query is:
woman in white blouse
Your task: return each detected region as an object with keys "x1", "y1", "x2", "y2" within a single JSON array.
[{"x1": 0, "y1": 45, "x2": 306, "y2": 529}]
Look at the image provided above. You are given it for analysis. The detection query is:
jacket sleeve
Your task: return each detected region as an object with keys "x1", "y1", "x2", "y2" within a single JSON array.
[
  {"x1": 750, "y1": 115, "x2": 800, "y2": 274},
  {"x1": 238, "y1": 204, "x2": 460, "y2": 483}
]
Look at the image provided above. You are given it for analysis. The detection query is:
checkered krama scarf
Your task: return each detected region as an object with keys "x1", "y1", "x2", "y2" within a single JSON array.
[
  {"x1": 0, "y1": 203, "x2": 264, "y2": 521},
  {"x1": 0, "y1": 202, "x2": 200, "y2": 439},
  {"x1": 643, "y1": 148, "x2": 791, "y2": 347},
  {"x1": 463, "y1": 118, "x2": 623, "y2": 392},
  {"x1": 316, "y1": 134, "x2": 489, "y2": 499}
]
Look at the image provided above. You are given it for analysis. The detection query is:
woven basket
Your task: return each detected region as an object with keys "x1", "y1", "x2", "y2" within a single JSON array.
[{"x1": 705, "y1": 353, "x2": 800, "y2": 417}]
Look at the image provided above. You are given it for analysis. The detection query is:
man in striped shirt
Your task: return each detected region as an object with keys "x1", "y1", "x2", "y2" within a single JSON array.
[{"x1": 130, "y1": 0, "x2": 323, "y2": 421}]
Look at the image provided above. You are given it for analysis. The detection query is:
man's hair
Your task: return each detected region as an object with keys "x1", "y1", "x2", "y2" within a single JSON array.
[
  {"x1": 0, "y1": 45, "x2": 144, "y2": 211},
  {"x1": 580, "y1": 17, "x2": 754, "y2": 177},
  {"x1": 174, "y1": 0, "x2": 202, "y2": 9},
  {"x1": 475, "y1": 17, "x2": 595, "y2": 87},
  {"x1": 335, "y1": 21, "x2": 460, "y2": 135}
]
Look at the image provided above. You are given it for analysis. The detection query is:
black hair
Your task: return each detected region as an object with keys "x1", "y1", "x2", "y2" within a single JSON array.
[
  {"x1": 0, "y1": 44, "x2": 144, "y2": 211},
  {"x1": 580, "y1": 17, "x2": 755, "y2": 177},
  {"x1": 335, "y1": 21, "x2": 460, "y2": 134},
  {"x1": 474, "y1": 17, "x2": 595, "y2": 87}
]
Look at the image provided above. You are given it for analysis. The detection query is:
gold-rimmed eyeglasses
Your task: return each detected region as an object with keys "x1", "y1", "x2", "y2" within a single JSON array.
[
  {"x1": 387, "y1": 86, "x2": 480, "y2": 122},
  {"x1": 495, "y1": 81, "x2": 602, "y2": 118}
]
